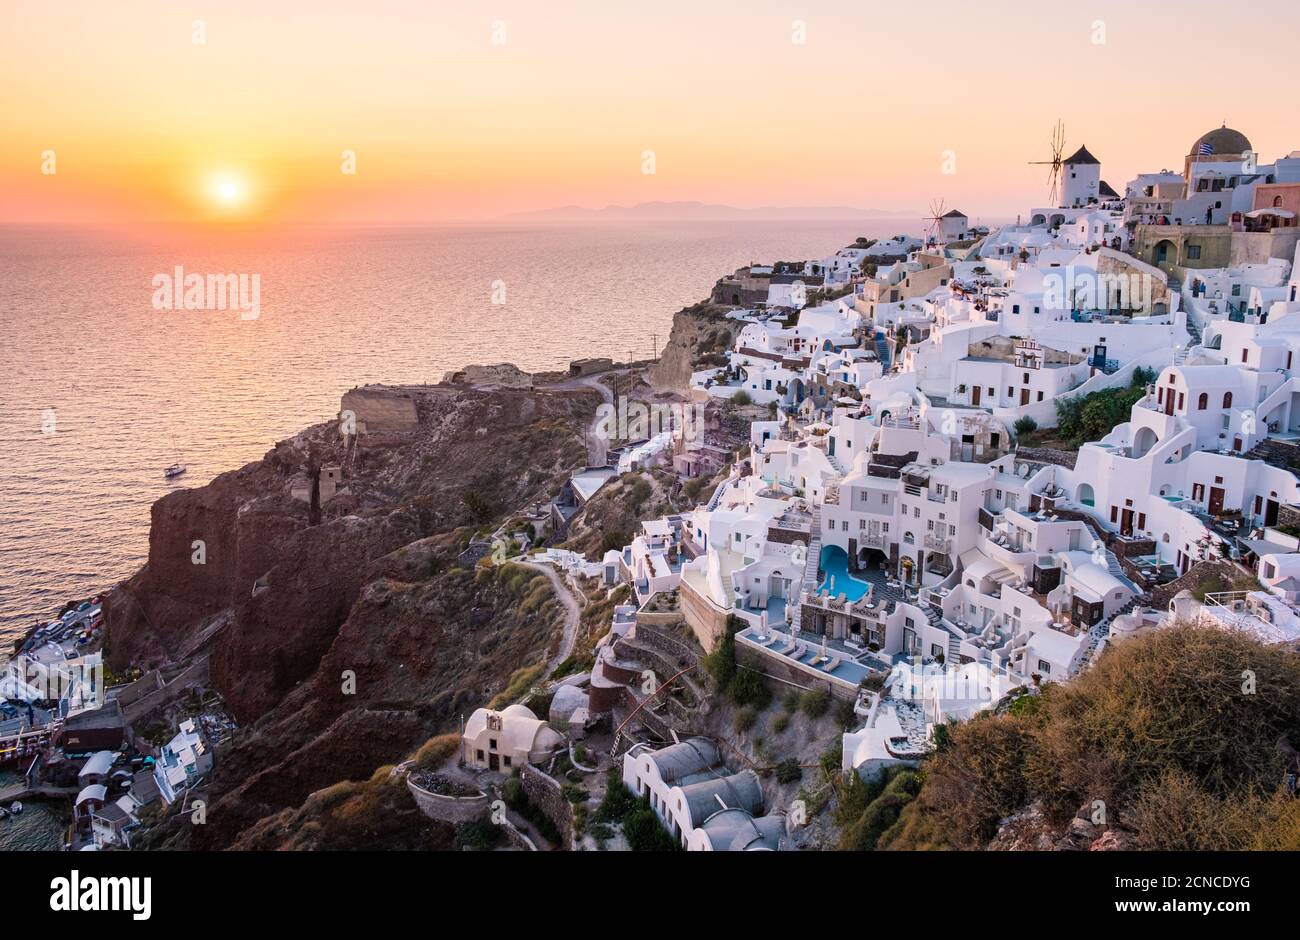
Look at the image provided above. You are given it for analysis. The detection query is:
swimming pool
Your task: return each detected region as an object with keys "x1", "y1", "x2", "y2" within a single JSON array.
[{"x1": 817, "y1": 545, "x2": 872, "y2": 602}]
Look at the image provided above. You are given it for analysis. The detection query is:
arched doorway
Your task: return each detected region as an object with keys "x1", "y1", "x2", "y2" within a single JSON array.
[{"x1": 1132, "y1": 426, "x2": 1159, "y2": 458}]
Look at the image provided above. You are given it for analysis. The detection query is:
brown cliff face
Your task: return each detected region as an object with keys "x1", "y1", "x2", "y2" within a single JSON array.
[
  {"x1": 648, "y1": 302, "x2": 742, "y2": 394},
  {"x1": 104, "y1": 383, "x2": 597, "y2": 847}
]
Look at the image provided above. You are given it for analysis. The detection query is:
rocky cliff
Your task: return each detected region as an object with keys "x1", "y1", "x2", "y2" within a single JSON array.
[
  {"x1": 104, "y1": 381, "x2": 599, "y2": 847},
  {"x1": 648, "y1": 301, "x2": 743, "y2": 394}
]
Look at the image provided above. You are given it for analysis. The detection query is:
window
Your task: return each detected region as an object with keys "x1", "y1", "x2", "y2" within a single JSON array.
[
  {"x1": 489, "y1": 738, "x2": 498, "y2": 750},
  {"x1": 1186, "y1": 245, "x2": 1201, "y2": 260},
  {"x1": 1197, "y1": 392, "x2": 1208, "y2": 410},
  {"x1": 1037, "y1": 660, "x2": 1052, "y2": 674},
  {"x1": 931, "y1": 644, "x2": 944, "y2": 657},
  {"x1": 1037, "y1": 391, "x2": 1044, "y2": 402},
  {"x1": 503, "y1": 756, "x2": 512, "y2": 767},
  {"x1": 476, "y1": 749, "x2": 485, "y2": 761},
  {"x1": 1222, "y1": 391, "x2": 1232, "y2": 408}
]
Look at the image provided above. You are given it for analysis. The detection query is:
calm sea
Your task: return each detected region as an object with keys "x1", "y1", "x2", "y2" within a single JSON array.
[{"x1": 0, "y1": 220, "x2": 909, "y2": 646}]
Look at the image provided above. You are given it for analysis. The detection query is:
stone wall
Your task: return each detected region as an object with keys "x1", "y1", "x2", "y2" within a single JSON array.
[
  {"x1": 678, "y1": 578, "x2": 729, "y2": 652},
  {"x1": 406, "y1": 776, "x2": 491, "y2": 825},
  {"x1": 633, "y1": 620, "x2": 702, "y2": 665},
  {"x1": 122, "y1": 658, "x2": 209, "y2": 724},
  {"x1": 1013, "y1": 445, "x2": 1078, "y2": 469},
  {"x1": 734, "y1": 645, "x2": 855, "y2": 701},
  {"x1": 1148, "y1": 558, "x2": 1256, "y2": 611},
  {"x1": 520, "y1": 764, "x2": 574, "y2": 850},
  {"x1": 340, "y1": 386, "x2": 419, "y2": 435}
]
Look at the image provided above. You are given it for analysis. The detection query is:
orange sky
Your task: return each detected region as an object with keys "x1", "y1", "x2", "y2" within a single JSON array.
[{"x1": 3, "y1": 0, "x2": 1298, "y2": 225}]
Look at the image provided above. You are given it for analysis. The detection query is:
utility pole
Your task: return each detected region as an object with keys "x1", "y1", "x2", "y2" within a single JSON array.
[{"x1": 651, "y1": 333, "x2": 658, "y2": 361}]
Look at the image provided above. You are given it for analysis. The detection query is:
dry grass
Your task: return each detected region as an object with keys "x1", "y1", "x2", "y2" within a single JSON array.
[
  {"x1": 488, "y1": 662, "x2": 546, "y2": 709},
  {"x1": 884, "y1": 625, "x2": 1300, "y2": 850},
  {"x1": 413, "y1": 732, "x2": 460, "y2": 770}
]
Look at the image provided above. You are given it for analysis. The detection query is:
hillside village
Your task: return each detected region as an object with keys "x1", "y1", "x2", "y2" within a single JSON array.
[{"x1": 8, "y1": 123, "x2": 1300, "y2": 852}]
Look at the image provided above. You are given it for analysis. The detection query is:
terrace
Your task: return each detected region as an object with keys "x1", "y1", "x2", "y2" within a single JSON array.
[{"x1": 736, "y1": 624, "x2": 890, "y2": 689}]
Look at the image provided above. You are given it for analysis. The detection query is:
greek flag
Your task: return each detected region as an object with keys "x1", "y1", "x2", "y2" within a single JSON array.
[{"x1": 1197, "y1": 141, "x2": 1214, "y2": 156}]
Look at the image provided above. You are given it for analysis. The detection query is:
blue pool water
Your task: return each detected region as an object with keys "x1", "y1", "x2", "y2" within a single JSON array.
[{"x1": 817, "y1": 545, "x2": 872, "y2": 602}]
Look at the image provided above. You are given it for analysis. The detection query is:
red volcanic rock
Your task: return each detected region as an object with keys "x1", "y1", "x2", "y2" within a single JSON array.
[{"x1": 105, "y1": 382, "x2": 600, "y2": 847}]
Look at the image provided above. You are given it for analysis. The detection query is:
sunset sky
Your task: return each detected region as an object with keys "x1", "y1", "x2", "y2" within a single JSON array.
[{"x1": 3, "y1": 0, "x2": 1298, "y2": 225}]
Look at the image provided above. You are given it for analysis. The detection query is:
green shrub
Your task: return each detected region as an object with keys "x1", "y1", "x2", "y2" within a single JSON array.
[
  {"x1": 595, "y1": 770, "x2": 638, "y2": 823},
  {"x1": 775, "y1": 759, "x2": 802, "y2": 784},
  {"x1": 730, "y1": 668, "x2": 771, "y2": 709},
  {"x1": 835, "y1": 698, "x2": 857, "y2": 730},
  {"x1": 731, "y1": 390, "x2": 753, "y2": 406},
  {"x1": 1013, "y1": 415, "x2": 1038, "y2": 436},
  {"x1": 702, "y1": 629, "x2": 737, "y2": 692},
  {"x1": 454, "y1": 815, "x2": 504, "y2": 851},
  {"x1": 623, "y1": 803, "x2": 680, "y2": 851},
  {"x1": 733, "y1": 706, "x2": 757, "y2": 733},
  {"x1": 800, "y1": 688, "x2": 831, "y2": 719}
]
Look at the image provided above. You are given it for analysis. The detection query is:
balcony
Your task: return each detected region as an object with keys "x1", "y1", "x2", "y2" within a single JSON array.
[{"x1": 923, "y1": 534, "x2": 951, "y2": 552}]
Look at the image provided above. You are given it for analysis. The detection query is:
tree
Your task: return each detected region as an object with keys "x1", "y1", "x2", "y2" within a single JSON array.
[
  {"x1": 623, "y1": 804, "x2": 680, "y2": 851},
  {"x1": 1013, "y1": 416, "x2": 1038, "y2": 436}
]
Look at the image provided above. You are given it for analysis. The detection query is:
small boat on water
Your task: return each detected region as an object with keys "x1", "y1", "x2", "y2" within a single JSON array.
[
  {"x1": 164, "y1": 431, "x2": 187, "y2": 480},
  {"x1": 8, "y1": 802, "x2": 21, "y2": 814}
]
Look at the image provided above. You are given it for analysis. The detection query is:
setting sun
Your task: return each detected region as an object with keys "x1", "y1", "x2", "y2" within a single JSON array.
[{"x1": 207, "y1": 173, "x2": 249, "y2": 212}]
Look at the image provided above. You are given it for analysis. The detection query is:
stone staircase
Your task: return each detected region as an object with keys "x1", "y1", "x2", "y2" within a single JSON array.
[
  {"x1": 1078, "y1": 598, "x2": 1140, "y2": 671},
  {"x1": 803, "y1": 507, "x2": 823, "y2": 589},
  {"x1": 923, "y1": 601, "x2": 944, "y2": 628},
  {"x1": 1175, "y1": 312, "x2": 1202, "y2": 365},
  {"x1": 874, "y1": 331, "x2": 892, "y2": 370},
  {"x1": 946, "y1": 632, "x2": 962, "y2": 663}
]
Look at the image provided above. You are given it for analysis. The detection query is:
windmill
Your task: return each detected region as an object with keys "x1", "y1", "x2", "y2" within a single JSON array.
[
  {"x1": 922, "y1": 198, "x2": 947, "y2": 247},
  {"x1": 1028, "y1": 119, "x2": 1067, "y2": 207}
]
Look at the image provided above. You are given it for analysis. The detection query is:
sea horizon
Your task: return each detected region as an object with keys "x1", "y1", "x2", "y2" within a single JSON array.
[{"x1": 0, "y1": 218, "x2": 914, "y2": 643}]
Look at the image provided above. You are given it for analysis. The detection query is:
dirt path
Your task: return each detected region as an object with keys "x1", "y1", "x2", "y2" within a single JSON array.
[
  {"x1": 518, "y1": 561, "x2": 582, "y2": 676},
  {"x1": 545, "y1": 371, "x2": 620, "y2": 466}
]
